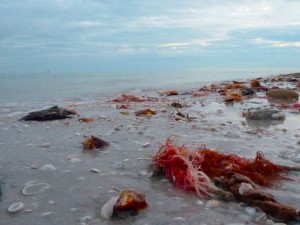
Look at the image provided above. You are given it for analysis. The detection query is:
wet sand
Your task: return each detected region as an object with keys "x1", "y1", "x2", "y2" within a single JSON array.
[{"x1": 0, "y1": 74, "x2": 300, "y2": 225}]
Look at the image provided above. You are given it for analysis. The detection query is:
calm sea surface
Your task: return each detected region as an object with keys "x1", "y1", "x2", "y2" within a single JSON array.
[{"x1": 0, "y1": 70, "x2": 294, "y2": 112}]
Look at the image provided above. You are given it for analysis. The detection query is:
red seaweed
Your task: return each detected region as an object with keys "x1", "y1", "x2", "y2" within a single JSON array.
[
  {"x1": 112, "y1": 94, "x2": 157, "y2": 103},
  {"x1": 154, "y1": 137, "x2": 290, "y2": 188}
]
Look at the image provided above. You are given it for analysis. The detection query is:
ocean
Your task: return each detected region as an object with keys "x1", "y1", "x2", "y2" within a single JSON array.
[{"x1": 0, "y1": 70, "x2": 294, "y2": 114}]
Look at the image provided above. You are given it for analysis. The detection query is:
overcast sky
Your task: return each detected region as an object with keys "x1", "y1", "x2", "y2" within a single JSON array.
[{"x1": 1, "y1": 0, "x2": 300, "y2": 74}]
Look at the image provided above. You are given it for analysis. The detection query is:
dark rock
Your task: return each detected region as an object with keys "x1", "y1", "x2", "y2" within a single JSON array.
[
  {"x1": 20, "y1": 106, "x2": 77, "y2": 121},
  {"x1": 241, "y1": 88, "x2": 255, "y2": 96}
]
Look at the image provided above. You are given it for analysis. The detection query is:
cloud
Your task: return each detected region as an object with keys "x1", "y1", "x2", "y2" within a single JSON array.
[
  {"x1": 1, "y1": 0, "x2": 300, "y2": 72},
  {"x1": 254, "y1": 38, "x2": 300, "y2": 48}
]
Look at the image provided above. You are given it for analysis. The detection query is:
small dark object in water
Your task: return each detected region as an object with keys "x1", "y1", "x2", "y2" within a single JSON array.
[
  {"x1": 171, "y1": 102, "x2": 183, "y2": 108},
  {"x1": 20, "y1": 106, "x2": 77, "y2": 121},
  {"x1": 241, "y1": 88, "x2": 255, "y2": 96}
]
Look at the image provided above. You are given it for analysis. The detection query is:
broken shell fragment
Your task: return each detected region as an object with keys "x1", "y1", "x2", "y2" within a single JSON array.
[
  {"x1": 7, "y1": 202, "x2": 24, "y2": 213},
  {"x1": 83, "y1": 136, "x2": 109, "y2": 150},
  {"x1": 113, "y1": 189, "x2": 148, "y2": 218},
  {"x1": 22, "y1": 183, "x2": 50, "y2": 196},
  {"x1": 135, "y1": 109, "x2": 156, "y2": 117},
  {"x1": 101, "y1": 196, "x2": 119, "y2": 220}
]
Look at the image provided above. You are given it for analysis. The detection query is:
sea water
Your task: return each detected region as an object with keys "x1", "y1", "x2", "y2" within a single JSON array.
[{"x1": 0, "y1": 70, "x2": 290, "y2": 114}]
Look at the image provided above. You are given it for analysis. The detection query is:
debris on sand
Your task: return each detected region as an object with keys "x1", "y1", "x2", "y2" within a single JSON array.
[
  {"x1": 101, "y1": 189, "x2": 148, "y2": 220},
  {"x1": 19, "y1": 105, "x2": 77, "y2": 121},
  {"x1": 214, "y1": 173, "x2": 300, "y2": 222},
  {"x1": 135, "y1": 109, "x2": 156, "y2": 117},
  {"x1": 242, "y1": 107, "x2": 285, "y2": 120},
  {"x1": 267, "y1": 89, "x2": 299, "y2": 100},
  {"x1": 153, "y1": 137, "x2": 300, "y2": 222},
  {"x1": 82, "y1": 136, "x2": 109, "y2": 150},
  {"x1": 112, "y1": 94, "x2": 157, "y2": 103},
  {"x1": 78, "y1": 117, "x2": 94, "y2": 123},
  {"x1": 153, "y1": 137, "x2": 292, "y2": 188}
]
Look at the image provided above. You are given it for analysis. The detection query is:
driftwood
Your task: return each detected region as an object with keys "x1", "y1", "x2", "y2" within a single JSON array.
[{"x1": 20, "y1": 106, "x2": 77, "y2": 121}]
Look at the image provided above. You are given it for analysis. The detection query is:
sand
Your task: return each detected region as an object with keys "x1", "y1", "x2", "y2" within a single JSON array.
[{"x1": 0, "y1": 74, "x2": 300, "y2": 225}]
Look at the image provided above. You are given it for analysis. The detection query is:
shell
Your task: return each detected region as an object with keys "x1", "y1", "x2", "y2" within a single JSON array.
[
  {"x1": 114, "y1": 189, "x2": 148, "y2": 212},
  {"x1": 7, "y1": 202, "x2": 24, "y2": 213},
  {"x1": 22, "y1": 183, "x2": 50, "y2": 196},
  {"x1": 239, "y1": 182, "x2": 254, "y2": 195},
  {"x1": 101, "y1": 196, "x2": 118, "y2": 220},
  {"x1": 40, "y1": 164, "x2": 57, "y2": 171}
]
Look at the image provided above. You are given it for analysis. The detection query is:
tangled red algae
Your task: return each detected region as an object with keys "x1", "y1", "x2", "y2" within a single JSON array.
[
  {"x1": 154, "y1": 136, "x2": 289, "y2": 189},
  {"x1": 112, "y1": 94, "x2": 157, "y2": 103}
]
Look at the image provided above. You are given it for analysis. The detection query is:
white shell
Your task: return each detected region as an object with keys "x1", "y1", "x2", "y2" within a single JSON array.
[
  {"x1": 40, "y1": 164, "x2": 57, "y2": 171},
  {"x1": 22, "y1": 183, "x2": 50, "y2": 196},
  {"x1": 205, "y1": 199, "x2": 220, "y2": 208},
  {"x1": 245, "y1": 207, "x2": 257, "y2": 217},
  {"x1": 100, "y1": 196, "x2": 118, "y2": 220},
  {"x1": 69, "y1": 158, "x2": 81, "y2": 163},
  {"x1": 239, "y1": 182, "x2": 254, "y2": 195},
  {"x1": 40, "y1": 142, "x2": 51, "y2": 148},
  {"x1": 271, "y1": 112, "x2": 285, "y2": 120},
  {"x1": 89, "y1": 168, "x2": 101, "y2": 173},
  {"x1": 7, "y1": 202, "x2": 24, "y2": 213}
]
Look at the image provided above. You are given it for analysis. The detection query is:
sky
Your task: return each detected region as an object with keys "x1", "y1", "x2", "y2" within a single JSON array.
[{"x1": 0, "y1": 0, "x2": 300, "y2": 75}]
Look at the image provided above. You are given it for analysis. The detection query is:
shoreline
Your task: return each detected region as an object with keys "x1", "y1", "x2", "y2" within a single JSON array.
[{"x1": 0, "y1": 72, "x2": 300, "y2": 225}]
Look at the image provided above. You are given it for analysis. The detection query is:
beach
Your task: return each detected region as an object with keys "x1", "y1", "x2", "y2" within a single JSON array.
[{"x1": 0, "y1": 73, "x2": 300, "y2": 225}]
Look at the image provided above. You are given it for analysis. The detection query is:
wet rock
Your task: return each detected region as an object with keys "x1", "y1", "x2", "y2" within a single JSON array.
[
  {"x1": 243, "y1": 108, "x2": 285, "y2": 120},
  {"x1": 267, "y1": 89, "x2": 299, "y2": 100},
  {"x1": 241, "y1": 88, "x2": 255, "y2": 96},
  {"x1": 20, "y1": 105, "x2": 77, "y2": 121},
  {"x1": 7, "y1": 202, "x2": 24, "y2": 213}
]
